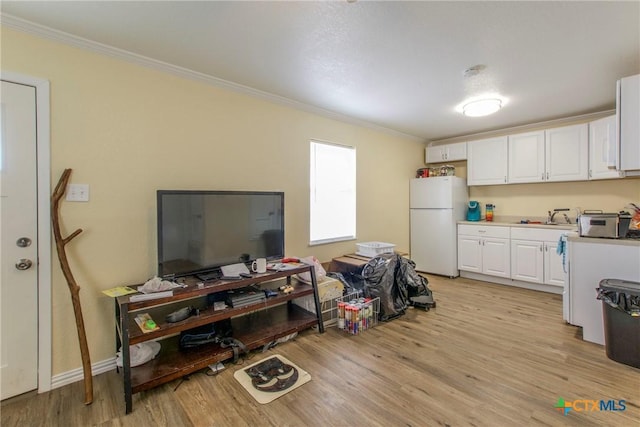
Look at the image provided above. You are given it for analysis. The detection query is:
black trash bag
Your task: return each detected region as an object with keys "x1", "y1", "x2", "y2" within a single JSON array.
[
  {"x1": 397, "y1": 257, "x2": 435, "y2": 310},
  {"x1": 362, "y1": 254, "x2": 408, "y2": 321},
  {"x1": 362, "y1": 253, "x2": 436, "y2": 321},
  {"x1": 597, "y1": 286, "x2": 640, "y2": 316},
  {"x1": 327, "y1": 271, "x2": 365, "y2": 297}
]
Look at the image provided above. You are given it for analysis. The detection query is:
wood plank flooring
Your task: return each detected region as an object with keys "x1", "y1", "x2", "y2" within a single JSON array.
[{"x1": 2, "y1": 276, "x2": 639, "y2": 426}]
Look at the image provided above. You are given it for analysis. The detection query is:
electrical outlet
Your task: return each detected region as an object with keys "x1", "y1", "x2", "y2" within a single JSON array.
[{"x1": 66, "y1": 184, "x2": 90, "y2": 202}]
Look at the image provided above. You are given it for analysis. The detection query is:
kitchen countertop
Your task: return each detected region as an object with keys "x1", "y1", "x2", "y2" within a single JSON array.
[
  {"x1": 458, "y1": 219, "x2": 577, "y2": 231},
  {"x1": 458, "y1": 219, "x2": 640, "y2": 246},
  {"x1": 567, "y1": 232, "x2": 640, "y2": 247}
]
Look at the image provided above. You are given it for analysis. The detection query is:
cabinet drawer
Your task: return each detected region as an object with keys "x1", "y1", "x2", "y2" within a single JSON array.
[
  {"x1": 510, "y1": 227, "x2": 566, "y2": 241},
  {"x1": 458, "y1": 224, "x2": 510, "y2": 238}
]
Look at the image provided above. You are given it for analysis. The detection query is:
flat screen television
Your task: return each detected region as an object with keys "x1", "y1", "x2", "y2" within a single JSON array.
[{"x1": 157, "y1": 190, "x2": 284, "y2": 278}]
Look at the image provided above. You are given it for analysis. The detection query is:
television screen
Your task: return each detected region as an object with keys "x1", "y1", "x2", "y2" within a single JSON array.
[{"x1": 157, "y1": 190, "x2": 284, "y2": 278}]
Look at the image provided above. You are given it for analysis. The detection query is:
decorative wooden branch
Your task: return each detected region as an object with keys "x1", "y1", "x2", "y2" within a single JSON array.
[{"x1": 51, "y1": 168, "x2": 93, "y2": 405}]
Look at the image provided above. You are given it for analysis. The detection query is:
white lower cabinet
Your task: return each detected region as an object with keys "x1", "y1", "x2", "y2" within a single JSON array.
[
  {"x1": 458, "y1": 225, "x2": 510, "y2": 278},
  {"x1": 458, "y1": 224, "x2": 568, "y2": 291},
  {"x1": 511, "y1": 239, "x2": 544, "y2": 283},
  {"x1": 510, "y1": 227, "x2": 566, "y2": 288}
]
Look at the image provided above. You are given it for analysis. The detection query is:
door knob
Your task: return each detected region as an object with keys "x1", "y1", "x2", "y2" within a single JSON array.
[{"x1": 15, "y1": 259, "x2": 33, "y2": 270}]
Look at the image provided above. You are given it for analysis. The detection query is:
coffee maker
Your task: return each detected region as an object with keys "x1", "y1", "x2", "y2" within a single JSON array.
[{"x1": 467, "y1": 201, "x2": 481, "y2": 221}]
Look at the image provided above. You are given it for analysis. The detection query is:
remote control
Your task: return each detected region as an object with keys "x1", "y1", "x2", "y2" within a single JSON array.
[
  {"x1": 239, "y1": 272, "x2": 252, "y2": 278},
  {"x1": 220, "y1": 275, "x2": 241, "y2": 280}
]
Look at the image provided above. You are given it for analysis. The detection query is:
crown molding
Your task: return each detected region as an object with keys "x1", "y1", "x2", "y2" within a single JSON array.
[{"x1": 0, "y1": 14, "x2": 423, "y2": 143}]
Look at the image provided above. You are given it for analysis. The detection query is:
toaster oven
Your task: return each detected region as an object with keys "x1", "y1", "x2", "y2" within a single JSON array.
[{"x1": 578, "y1": 212, "x2": 632, "y2": 238}]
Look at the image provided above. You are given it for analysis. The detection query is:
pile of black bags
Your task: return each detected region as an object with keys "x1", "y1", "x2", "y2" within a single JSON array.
[{"x1": 361, "y1": 253, "x2": 435, "y2": 321}]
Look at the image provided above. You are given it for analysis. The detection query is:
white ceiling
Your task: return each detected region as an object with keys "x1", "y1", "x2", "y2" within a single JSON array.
[{"x1": 2, "y1": 1, "x2": 639, "y2": 141}]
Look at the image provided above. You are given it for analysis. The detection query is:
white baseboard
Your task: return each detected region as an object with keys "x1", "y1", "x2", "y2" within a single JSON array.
[
  {"x1": 50, "y1": 357, "x2": 117, "y2": 390},
  {"x1": 460, "y1": 271, "x2": 564, "y2": 295}
]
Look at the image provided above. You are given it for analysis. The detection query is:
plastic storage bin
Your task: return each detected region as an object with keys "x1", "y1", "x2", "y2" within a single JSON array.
[
  {"x1": 356, "y1": 242, "x2": 396, "y2": 257},
  {"x1": 597, "y1": 278, "x2": 640, "y2": 369}
]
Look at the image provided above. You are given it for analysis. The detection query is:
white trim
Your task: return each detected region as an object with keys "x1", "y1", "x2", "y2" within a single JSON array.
[
  {"x1": 50, "y1": 357, "x2": 117, "y2": 390},
  {"x1": 0, "y1": 13, "x2": 423, "y2": 143},
  {"x1": 0, "y1": 71, "x2": 52, "y2": 393},
  {"x1": 459, "y1": 271, "x2": 563, "y2": 295}
]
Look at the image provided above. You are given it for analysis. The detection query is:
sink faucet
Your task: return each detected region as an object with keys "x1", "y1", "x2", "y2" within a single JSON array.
[{"x1": 548, "y1": 208, "x2": 571, "y2": 224}]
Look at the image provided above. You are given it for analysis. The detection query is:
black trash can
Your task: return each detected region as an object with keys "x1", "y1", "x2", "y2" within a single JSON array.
[{"x1": 597, "y1": 279, "x2": 640, "y2": 369}]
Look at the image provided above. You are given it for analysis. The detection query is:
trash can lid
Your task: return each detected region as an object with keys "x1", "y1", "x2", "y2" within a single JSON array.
[{"x1": 598, "y1": 278, "x2": 640, "y2": 294}]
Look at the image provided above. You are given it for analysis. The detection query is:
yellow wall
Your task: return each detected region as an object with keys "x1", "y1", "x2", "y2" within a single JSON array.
[
  {"x1": 2, "y1": 28, "x2": 425, "y2": 374},
  {"x1": 470, "y1": 179, "x2": 640, "y2": 220}
]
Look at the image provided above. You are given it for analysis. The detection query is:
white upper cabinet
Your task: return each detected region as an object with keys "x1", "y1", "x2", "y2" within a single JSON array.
[
  {"x1": 467, "y1": 136, "x2": 508, "y2": 185},
  {"x1": 508, "y1": 130, "x2": 545, "y2": 183},
  {"x1": 425, "y1": 141, "x2": 467, "y2": 163},
  {"x1": 589, "y1": 115, "x2": 624, "y2": 180},
  {"x1": 545, "y1": 123, "x2": 589, "y2": 182},
  {"x1": 618, "y1": 74, "x2": 640, "y2": 172}
]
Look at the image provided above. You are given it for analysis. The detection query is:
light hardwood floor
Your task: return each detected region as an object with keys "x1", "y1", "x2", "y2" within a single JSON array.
[{"x1": 2, "y1": 276, "x2": 639, "y2": 426}]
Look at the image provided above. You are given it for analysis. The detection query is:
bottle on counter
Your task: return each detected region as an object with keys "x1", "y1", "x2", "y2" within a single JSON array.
[{"x1": 486, "y1": 204, "x2": 495, "y2": 222}]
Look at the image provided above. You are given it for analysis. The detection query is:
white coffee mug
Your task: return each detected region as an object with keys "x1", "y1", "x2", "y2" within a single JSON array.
[{"x1": 251, "y1": 258, "x2": 267, "y2": 274}]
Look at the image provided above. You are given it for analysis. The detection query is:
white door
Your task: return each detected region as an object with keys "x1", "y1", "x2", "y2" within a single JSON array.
[
  {"x1": 511, "y1": 239, "x2": 544, "y2": 283},
  {"x1": 410, "y1": 209, "x2": 457, "y2": 276},
  {"x1": 445, "y1": 142, "x2": 467, "y2": 162},
  {"x1": 508, "y1": 131, "x2": 545, "y2": 183},
  {"x1": 409, "y1": 177, "x2": 453, "y2": 209},
  {"x1": 589, "y1": 115, "x2": 623, "y2": 180},
  {"x1": 545, "y1": 124, "x2": 589, "y2": 182},
  {"x1": 0, "y1": 81, "x2": 39, "y2": 399},
  {"x1": 482, "y1": 237, "x2": 511, "y2": 278},
  {"x1": 425, "y1": 146, "x2": 446, "y2": 163},
  {"x1": 544, "y1": 241, "x2": 566, "y2": 287},
  {"x1": 467, "y1": 136, "x2": 508, "y2": 185},
  {"x1": 457, "y1": 235, "x2": 482, "y2": 272}
]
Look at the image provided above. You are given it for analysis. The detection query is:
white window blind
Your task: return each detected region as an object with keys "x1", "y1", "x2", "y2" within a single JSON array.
[{"x1": 310, "y1": 140, "x2": 356, "y2": 245}]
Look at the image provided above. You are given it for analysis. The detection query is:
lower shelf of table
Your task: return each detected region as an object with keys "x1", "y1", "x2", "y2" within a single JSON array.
[{"x1": 127, "y1": 303, "x2": 318, "y2": 394}]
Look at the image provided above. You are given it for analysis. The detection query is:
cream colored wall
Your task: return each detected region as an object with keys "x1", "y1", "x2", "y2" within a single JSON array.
[
  {"x1": 429, "y1": 114, "x2": 640, "y2": 218},
  {"x1": 433, "y1": 157, "x2": 639, "y2": 219},
  {"x1": 2, "y1": 28, "x2": 425, "y2": 374},
  {"x1": 470, "y1": 179, "x2": 640, "y2": 221}
]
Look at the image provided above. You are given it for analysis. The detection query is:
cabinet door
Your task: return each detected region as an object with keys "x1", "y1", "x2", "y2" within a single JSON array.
[
  {"x1": 482, "y1": 237, "x2": 510, "y2": 278},
  {"x1": 589, "y1": 115, "x2": 624, "y2": 180},
  {"x1": 446, "y1": 142, "x2": 467, "y2": 161},
  {"x1": 467, "y1": 136, "x2": 508, "y2": 185},
  {"x1": 510, "y1": 239, "x2": 544, "y2": 283},
  {"x1": 508, "y1": 131, "x2": 545, "y2": 183},
  {"x1": 545, "y1": 124, "x2": 589, "y2": 182},
  {"x1": 426, "y1": 146, "x2": 446, "y2": 163},
  {"x1": 457, "y1": 235, "x2": 482, "y2": 272},
  {"x1": 544, "y1": 241, "x2": 566, "y2": 287},
  {"x1": 619, "y1": 74, "x2": 640, "y2": 171}
]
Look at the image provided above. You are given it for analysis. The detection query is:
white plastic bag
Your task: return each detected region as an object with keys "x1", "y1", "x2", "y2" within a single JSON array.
[
  {"x1": 116, "y1": 341, "x2": 161, "y2": 367},
  {"x1": 296, "y1": 256, "x2": 326, "y2": 284}
]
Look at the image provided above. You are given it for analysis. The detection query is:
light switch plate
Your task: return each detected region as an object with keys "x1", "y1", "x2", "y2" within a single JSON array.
[{"x1": 66, "y1": 184, "x2": 89, "y2": 202}]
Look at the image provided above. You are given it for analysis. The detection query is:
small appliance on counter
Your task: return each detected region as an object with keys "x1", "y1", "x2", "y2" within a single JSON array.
[
  {"x1": 578, "y1": 211, "x2": 632, "y2": 239},
  {"x1": 467, "y1": 201, "x2": 481, "y2": 221}
]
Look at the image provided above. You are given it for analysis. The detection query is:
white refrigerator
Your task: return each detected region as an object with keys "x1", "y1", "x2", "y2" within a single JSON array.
[{"x1": 410, "y1": 177, "x2": 468, "y2": 277}]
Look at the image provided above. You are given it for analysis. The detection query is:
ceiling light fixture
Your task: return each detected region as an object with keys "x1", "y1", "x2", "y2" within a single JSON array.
[{"x1": 462, "y1": 98, "x2": 502, "y2": 117}]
